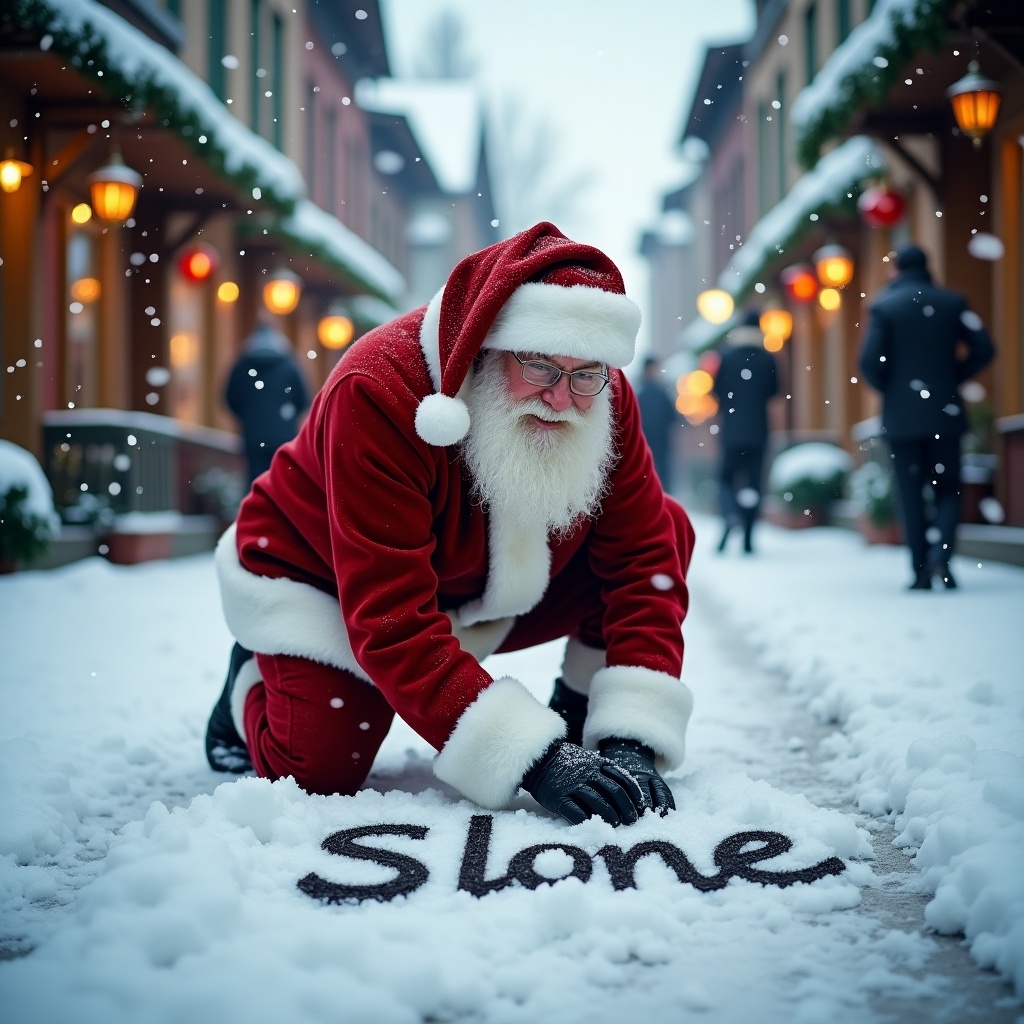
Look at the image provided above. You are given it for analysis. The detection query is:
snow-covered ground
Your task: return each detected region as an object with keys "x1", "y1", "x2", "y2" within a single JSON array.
[{"x1": 1, "y1": 514, "x2": 1022, "y2": 1023}]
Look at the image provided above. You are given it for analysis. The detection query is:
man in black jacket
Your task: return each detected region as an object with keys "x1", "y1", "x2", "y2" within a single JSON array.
[
  {"x1": 711, "y1": 311, "x2": 779, "y2": 554},
  {"x1": 225, "y1": 314, "x2": 311, "y2": 487},
  {"x1": 859, "y1": 245, "x2": 995, "y2": 590}
]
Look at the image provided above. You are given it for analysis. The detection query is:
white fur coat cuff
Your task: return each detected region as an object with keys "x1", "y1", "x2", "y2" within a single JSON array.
[
  {"x1": 582, "y1": 665, "x2": 692, "y2": 770},
  {"x1": 433, "y1": 677, "x2": 567, "y2": 808}
]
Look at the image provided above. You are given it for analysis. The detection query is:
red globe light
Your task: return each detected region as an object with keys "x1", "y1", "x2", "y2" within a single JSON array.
[
  {"x1": 178, "y1": 244, "x2": 219, "y2": 284},
  {"x1": 780, "y1": 263, "x2": 819, "y2": 303},
  {"x1": 857, "y1": 185, "x2": 907, "y2": 228}
]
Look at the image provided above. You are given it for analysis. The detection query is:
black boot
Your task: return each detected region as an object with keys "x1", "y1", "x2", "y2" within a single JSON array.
[
  {"x1": 933, "y1": 563, "x2": 957, "y2": 589},
  {"x1": 548, "y1": 677, "x2": 588, "y2": 746},
  {"x1": 908, "y1": 571, "x2": 932, "y2": 591},
  {"x1": 205, "y1": 643, "x2": 255, "y2": 773},
  {"x1": 717, "y1": 524, "x2": 732, "y2": 554}
]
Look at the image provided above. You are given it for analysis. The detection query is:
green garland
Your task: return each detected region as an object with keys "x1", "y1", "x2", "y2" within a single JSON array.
[
  {"x1": 796, "y1": 0, "x2": 954, "y2": 168},
  {"x1": 2, "y1": 0, "x2": 298, "y2": 213}
]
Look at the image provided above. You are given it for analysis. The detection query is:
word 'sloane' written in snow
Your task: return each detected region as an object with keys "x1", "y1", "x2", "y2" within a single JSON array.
[{"x1": 297, "y1": 815, "x2": 847, "y2": 905}]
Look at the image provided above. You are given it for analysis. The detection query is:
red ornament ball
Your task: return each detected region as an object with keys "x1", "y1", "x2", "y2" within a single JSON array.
[{"x1": 857, "y1": 186, "x2": 907, "y2": 228}]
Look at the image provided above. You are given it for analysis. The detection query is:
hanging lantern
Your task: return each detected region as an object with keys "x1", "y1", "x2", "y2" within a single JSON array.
[
  {"x1": 0, "y1": 148, "x2": 33, "y2": 193},
  {"x1": 262, "y1": 268, "x2": 302, "y2": 315},
  {"x1": 857, "y1": 185, "x2": 906, "y2": 228},
  {"x1": 780, "y1": 263, "x2": 819, "y2": 303},
  {"x1": 317, "y1": 304, "x2": 354, "y2": 350},
  {"x1": 947, "y1": 61, "x2": 1001, "y2": 148},
  {"x1": 88, "y1": 148, "x2": 143, "y2": 223},
  {"x1": 759, "y1": 308, "x2": 793, "y2": 346},
  {"x1": 177, "y1": 243, "x2": 219, "y2": 284},
  {"x1": 696, "y1": 288, "x2": 735, "y2": 325},
  {"x1": 813, "y1": 244, "x2": 854, "y2": 288}
]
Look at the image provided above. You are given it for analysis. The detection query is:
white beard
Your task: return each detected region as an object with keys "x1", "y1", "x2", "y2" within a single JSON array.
[{"x1": 461, "y1": 351, "x2": 616, "y2": 538}]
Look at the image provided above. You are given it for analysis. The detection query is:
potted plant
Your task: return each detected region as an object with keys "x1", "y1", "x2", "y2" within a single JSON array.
[
  {"x1": 847, "y1": 460, "x2": 901, "y2": 545},
  {"x1": 0, "y1": 440, "x2": 61, "y2": 572},
  {"x1": 767, "y1": 442, "x2": 853, "y2": 528}
]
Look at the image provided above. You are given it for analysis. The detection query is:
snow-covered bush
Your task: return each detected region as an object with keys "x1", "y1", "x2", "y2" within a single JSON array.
[
  {"x1": 768, "y1": 442, "x2": 854, "y2": 515},
  {"x1": 847, "y1": 460, "x2": 895, "y2": 528},
  {"x1": 0, "y1": 440, "x2": 61, "y2": 568}
]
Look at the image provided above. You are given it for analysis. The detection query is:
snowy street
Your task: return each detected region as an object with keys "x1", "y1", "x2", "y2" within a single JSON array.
[{"x1": 1, "y1": 514, "x2": 1022, "y2": 1024}]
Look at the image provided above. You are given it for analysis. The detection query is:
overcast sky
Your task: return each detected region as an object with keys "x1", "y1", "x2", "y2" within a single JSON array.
[{"x1": 379, "y1": 0, "x2": 756, "y2": 356}]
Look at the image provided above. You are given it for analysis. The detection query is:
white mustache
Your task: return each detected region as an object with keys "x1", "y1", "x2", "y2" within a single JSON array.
[{"x1": 514, "y1": 398, "x2": 587, "y2": 426}]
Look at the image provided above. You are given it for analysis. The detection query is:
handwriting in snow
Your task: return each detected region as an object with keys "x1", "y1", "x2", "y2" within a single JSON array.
[{"x1": 297, "y1": 815, "x2": 846, "y2": 905}]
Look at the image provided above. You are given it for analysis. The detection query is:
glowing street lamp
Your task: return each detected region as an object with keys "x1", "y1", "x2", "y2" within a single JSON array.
[
  {"x1": 947, "y1": 61, "x2": 1001, "y2": 148},
  {"x1": 317, "y1": 304, "x2": 354, "y2": 350},
  {"x1": 813, "y1": 244, "x2": 854, "y2": 289},
  {"x1": 262, "y1": 268, "x2": 302, "y2": 316},
  {"x1": 759, "y1": 308, "x2": 793, "y2": 350},
  {"x1": 696, "y1": 288, "x2": 735, "y2": 325},
  {"x1": 88, "y1": 149, "x2": 143, "y2": 223},
  {"x1": 0, "y1": 148, "x2": 33, "y2": 193}
]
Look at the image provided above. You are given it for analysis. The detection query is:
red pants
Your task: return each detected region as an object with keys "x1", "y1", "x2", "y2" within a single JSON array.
[{"x1": 245, "y1": 498, "x2": 694, "y2": 796}]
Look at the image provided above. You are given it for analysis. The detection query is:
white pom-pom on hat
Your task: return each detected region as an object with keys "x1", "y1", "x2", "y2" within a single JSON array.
[{"x1": 415, "y1": 392, "x2": 471, "y2": 446}]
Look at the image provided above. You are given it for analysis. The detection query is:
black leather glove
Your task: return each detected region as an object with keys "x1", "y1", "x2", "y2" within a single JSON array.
[
  {"x1": 548, "y1": 677, "x2": 587, "y2": 745},
  {"x1": 521, "y1": 740, "x2": 646, "y2": 826},
  {"x1": 598, "y1": 738, "x2": 675, "y2": 815}
]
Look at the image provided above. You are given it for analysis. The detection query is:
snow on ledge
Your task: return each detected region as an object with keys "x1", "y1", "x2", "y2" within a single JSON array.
[
  {"x1": 717, "y1": 135, "x2": 884, "y2": 297},
  {"x1": 278, "y1": 201, "x2": 406, "y2": 303},
  {"x1": 24, "y1": 0, "x2": 305, "y2": 205},
  {"x1": 791, "y1": 0, "x2": 943, "y2": 135}
]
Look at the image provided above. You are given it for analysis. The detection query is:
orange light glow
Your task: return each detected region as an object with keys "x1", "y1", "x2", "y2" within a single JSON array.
[
  {"x1": 217, "y1": 281, "x2": 240, "y2": 303},
  {"x1": 317, "y1": 314, "x2": 354, "y2": 350},
  {"x1": 71, "y1": 203, "x2": 93, "y2": 225},
  {"x1": 819, "y1": 288, "x2": 842, "y2": 311},
  {"x1": 263, "y1": 270, "x2": 302, "y2": 315},
  {"x1": 70, "y1": 277, "x2": 102, "y2": 303}
]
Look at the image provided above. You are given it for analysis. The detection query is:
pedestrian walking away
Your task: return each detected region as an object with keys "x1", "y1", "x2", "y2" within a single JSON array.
[
  {"x1": 636, "y1": 356, "x2": 680, "y2": 492},
  {"x1": 858, "y1": 244, "x2": 995, "y2": 591},
  {"x1": 711, "y1": 310, "x2": 779, "y2": 554},
  {"x1": 224, "y1": 311, "x2": 311, "y2": 487},
  {"x1": 206, "y1": 222, "x2": 694, "y2": 828}
]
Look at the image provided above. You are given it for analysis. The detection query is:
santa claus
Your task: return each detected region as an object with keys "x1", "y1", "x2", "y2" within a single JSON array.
[{"x1": 207, "y1": 222, "x2": 695, "y2": 827}]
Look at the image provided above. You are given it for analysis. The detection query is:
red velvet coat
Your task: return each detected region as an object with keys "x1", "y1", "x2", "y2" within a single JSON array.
[{"x1": 216, "y1": 303, "x2": 694, "y2": 808}]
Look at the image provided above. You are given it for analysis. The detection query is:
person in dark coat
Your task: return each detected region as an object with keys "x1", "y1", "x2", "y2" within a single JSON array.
[
  {"x1": 711, "y1": 311, "x2": 779, "y2": 554},
  {"x1": 636, "y1": 356, "x2": 680, "y2": 492},
  {"x1": 225, "y1": 314, "x2": 311, "y2": 486},
  {"x1": 859, "y1": 244, "x2": 995, "y2": 590}
]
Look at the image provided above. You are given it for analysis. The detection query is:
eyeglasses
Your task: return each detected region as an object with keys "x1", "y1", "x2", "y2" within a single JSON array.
[{"x1": 511, "y1": 352, "x2": 610, "y2": 397}]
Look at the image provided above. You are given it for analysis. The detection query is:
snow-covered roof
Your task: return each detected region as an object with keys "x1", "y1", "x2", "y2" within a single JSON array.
[
  {"x1": 277, "y1": 201, "x2": 406, "y2": 304},
  {"x1": 677, "y1": 135, "x2": 883, "y2": 353},
  {"x1": 356, "y1": 78, "x2": 484, "y2": 196},
  {"x1": 790, "y1": 0, "x2": 948, "y2": 166},
  {"x1": 16, "y1": 0, "x2": 305, "y2": 208}
]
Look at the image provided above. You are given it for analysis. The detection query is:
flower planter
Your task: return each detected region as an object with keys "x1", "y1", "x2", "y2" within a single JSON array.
[
  {"x1": 103, "y1": 530, "x2": 174, "y2": 565},
  {"x1": 858, "y1": 517, "x2": 902, "y2": 546}
]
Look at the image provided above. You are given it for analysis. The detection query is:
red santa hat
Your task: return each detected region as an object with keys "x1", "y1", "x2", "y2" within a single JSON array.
[{"x1": 414, "y1": 222, "x2": 642, "y2": 447}]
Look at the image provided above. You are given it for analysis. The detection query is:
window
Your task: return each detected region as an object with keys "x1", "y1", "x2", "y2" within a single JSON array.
[
  {"x1": 758, "y1": 100, "x2": 770, "y2": 217},
  {"x1": 272, "y1": 12, "x2": 284, "y2": 150},
  {"x1": 776, "y1": 71, "x2": 787, "y2": 203},
  {"x1": 305, "y1": 80, "x2": 317, "y2": 199},
  {"x1": 804, "y1": 2, "x2": 818, "y2": 84},
  {"x1": 837, "y1": 0, "x2": 851, "y2": 43},
  {"x1": 207, "y1": 0, "x2": 227, "y2": 100},
  {"x1": 325, "y1": 107, "x2": 337, "y2": 214},
  {"x1": 250, "y1": 0, "x2": 262, "y2": 133}
]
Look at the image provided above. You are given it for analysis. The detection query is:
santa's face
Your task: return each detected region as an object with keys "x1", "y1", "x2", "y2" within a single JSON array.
[{"x1": 462, "y1": 350, "x2": 615, "y2": 538}]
